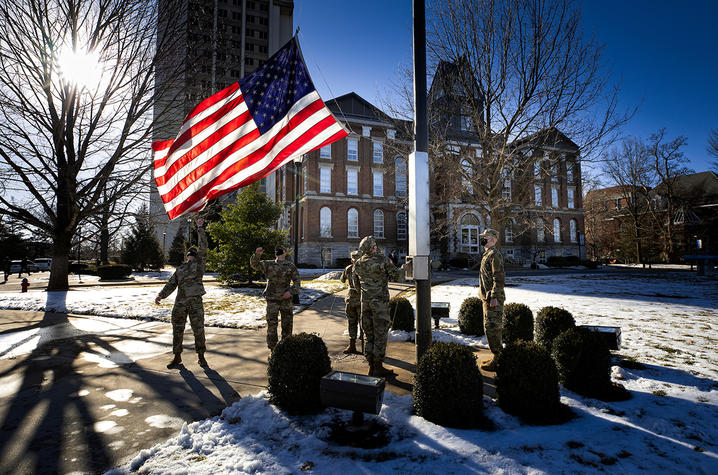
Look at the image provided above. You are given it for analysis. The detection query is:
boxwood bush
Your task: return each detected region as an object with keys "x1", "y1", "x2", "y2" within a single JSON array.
[
  {"x1": 413, "y1": 342, "x2": 483, "y2": 428},
  {"x1": 96, "y1": 264, "x2": 132, "y2": 280},
  {"x1": 390, "y1": 296, "x2": 415, "y2": 332},
  {"x1": 267, "y1": 333, "x2": 331, "y2": 414},
  {"x1": 496, "y1": 341, "x2": 566, "y2": 424},
  {"x1": 552, "y1": 327, "x2": 630, "y2": 401},
  {"x1": 503, "y1": 303, "x2": 534, "y2": 344},
  {"x1": 458, "y1": 297, "x2": 484, "y2": 336},
  {"x1": 535, "y1": 306, "x2": 575, "y2": 350}
]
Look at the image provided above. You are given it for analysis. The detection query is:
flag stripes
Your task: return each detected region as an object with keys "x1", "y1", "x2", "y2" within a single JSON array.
[{"x1": 152, "y1": 38, "x2": 347, "y2": 220}]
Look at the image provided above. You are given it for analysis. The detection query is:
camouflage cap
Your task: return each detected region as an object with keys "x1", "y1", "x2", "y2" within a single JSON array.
[
  {"x1": 359, "y1": 236, "x2": 377, "y2": 254},
  {"x1": 350, "y1": 250, "x2": 361, "y2": 260},
  {"x1": 479, "y1": 228, "x2": 498, "y2": 239}
]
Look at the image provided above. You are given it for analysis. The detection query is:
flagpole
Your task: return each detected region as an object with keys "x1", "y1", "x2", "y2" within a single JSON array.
[{"x1": 411, "y1": 0, "x2": 432, "y2": 360}]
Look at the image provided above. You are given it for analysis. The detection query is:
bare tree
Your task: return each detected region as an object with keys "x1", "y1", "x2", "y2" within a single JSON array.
[
  {"x1": 423, "y1": 0, "x2": 633, "y2": 234},
  {"x1": 602, "y1": 138, "x2": 655, "y2": 264},
  {"x1": 0, "y1": 0, "x2": 186, "y2": 290},
  {"x1": 707, "y1": 128, "x2": 718, "y2": 172},
  {"x1": 643, "y1": 129, "x2": 692, "y2": 262}
]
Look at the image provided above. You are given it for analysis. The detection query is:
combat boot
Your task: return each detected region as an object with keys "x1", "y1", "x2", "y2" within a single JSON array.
[
  {"x1": 372, "y1": 362, "x2": 396, "y2": 378},
  {"x1": 197, "y1": 352, "x2": 209, "y2": 368},
  {"x1": 167, "y1": 353, "x2": 182, "y2": 368},
  {"x1": 480, "y1": 356, "x2": 498, "y2": 372},
  {"x1": 343, "y1": 339, "x2": 357, "y2": 354}
]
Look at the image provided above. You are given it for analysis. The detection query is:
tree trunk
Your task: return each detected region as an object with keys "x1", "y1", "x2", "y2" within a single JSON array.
[{"x1": 48, "y1": 235, "x2": 71, "y2": 291}]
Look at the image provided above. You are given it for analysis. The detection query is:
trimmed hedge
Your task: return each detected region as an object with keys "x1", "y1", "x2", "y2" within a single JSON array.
[
  {"x1": 458, "y1": 297, "x2": 484, "y2": 336},
  {"x1": 267, "y1": 333, "x2": 331, "y2": 414},
  {"x1": 413, "y1": 342, "x2": 483, "y2": 428},
  {"x1": 496, "y1": 341, "x2": 564, "y2": 424},
  {"x1": 535, "y1": 306, "x2": 575, "y2": 350},
  {"x1": 390, "y1": 296, "x2": 415, "y2": 332},
  {"x1": 545, "y1": 256, "x2": 580, "y2": 267},
  {"x1": 552, "y1": 327, "x2": 612, "y2": 397},
  {"x1": 96, "y1": 264, "x2": 132, "y2": 280},
  {"x1": 503, "y1": 303, "x2": 534, "y2": 344}
]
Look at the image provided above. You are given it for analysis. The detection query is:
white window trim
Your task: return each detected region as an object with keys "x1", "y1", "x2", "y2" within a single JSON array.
[
  {"x1": 320, "y1": 207, "x2": 332, "y2": 238},
  {"x1": 373, "y1": 209, "x2": 385, "y2": 238},
  {"x1": 535, "y1": 185, "x2": 542, "y2": 206},
  {"x1": 347, "y1": 208, "x2": 359, "y2": 238},
  {"x1": 568, "y1": 186, "x2": 576, "y2": 209},
  {"x1": 347, "y1": 138, "x2": 359, "y2": 161},
  {"x1": 372, "y1": 140, "x2": 384, "y2": 164},
  {"x1": 373, "y1": 169, "x2": 384, "y2": 197},
  {"x1": 319, "y1": 144, "x2": 331, "y2": 159},
  {"x1": 570, "y1": 219, "x2": 578, "y2": 243},
  {"x1": 551, "y1": 185, "x2": 559, "y2": 208},
  {"x1": 319, "y1": 166, "x2": 332, "y2": 194},
  {"x1": 346, "y1": 167, "x2": 359, "y2": 195},
  {"x1": 553, "y1": 219, "x2": 561, "y2": 243},
  {"x1": 397, "y1": 211, "x2": 407, "y2": 240}
]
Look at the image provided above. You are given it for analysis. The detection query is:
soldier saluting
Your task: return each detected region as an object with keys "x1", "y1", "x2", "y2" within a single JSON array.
[
  {"x1": 340, "y1": 250, "x2": 362, "y2": 354},
  {"x1": 155, "y1": 218, "x2": 209, "y2": 369},
  {"x1": 478, "y1": 228, "x2": 505, "y2": 372},
  {"x1": 353, "y1": 236, "x2": 403, "y2": 377},
  {"x1": 250, "y1": 245, "x2": 301, "y2": 351}
]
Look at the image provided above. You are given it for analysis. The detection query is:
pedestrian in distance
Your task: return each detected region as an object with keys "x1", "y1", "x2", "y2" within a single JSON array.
[
  {"x1": 478, "y1": 228, "x2": 505, "y2": 372},
  {"x1": 250, "y1": 245, "x2": 301, "y2": 351},
  {"x1": 340, "y1": 250, "x2": 362, "y2": 354},
  {"x1": 19, "y1": 256, "x2": 28, "y2": 278},
  {"x1": 353, "y1": 236, "x2": 404, "y2": 377},
  {"x1": 388, "y1": 249, "x2": 400, "y2": 267},
  {"x1": 155, "y1": 217, "x2": 209, "y2": 369},
  {"x1": 1, "y1": 257, "x2": 10, "y2": 283}
]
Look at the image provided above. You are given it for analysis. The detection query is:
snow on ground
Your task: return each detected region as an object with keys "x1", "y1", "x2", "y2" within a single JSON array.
[
  {"x1": 108, "y1": 271, "x2": 718, "y2": 474},
  {"x1": 0, "y1": 280, "x2": 345, "y2": 329}
]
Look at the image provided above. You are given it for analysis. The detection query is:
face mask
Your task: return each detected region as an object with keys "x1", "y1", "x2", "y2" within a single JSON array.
[{"x1": 480, "y1": 238, "x2": 488, "y2": 246}]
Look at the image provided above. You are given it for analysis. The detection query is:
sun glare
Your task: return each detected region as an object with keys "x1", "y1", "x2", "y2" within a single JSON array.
[{"x1": 56, "y1": 47, "x2": 103, "y2": 90}]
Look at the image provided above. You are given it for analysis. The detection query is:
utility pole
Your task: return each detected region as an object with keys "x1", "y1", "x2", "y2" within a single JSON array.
[{"x1": 410, "y1": 0, "x2": 432, "y2": 360}]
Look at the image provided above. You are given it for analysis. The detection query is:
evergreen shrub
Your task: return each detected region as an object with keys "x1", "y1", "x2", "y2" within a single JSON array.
[
  {"x1": 267, "y1": 333, "x2": 331, "y2": 414},
  {"x1": 96, "y1": 264, "x2": 132, "y2": 280},
  {"x1": 496, "y1": 341, "x2": 565, "y2": 423},
  {"x1": 390, "y1": 296, "x2": 415, "y2": 332},
  {"x1": 552, "y1": 327, "x2": 613, "y2": 397},
  {"x1": 503, "y1": 303, "x2": 534, "y2": 343},
  {"x1": 535, "y1": 306, "x2": 575, "y2": 349},
  {"x1": 458, "y1": 297, "x2": 484, "y2": 336},
  {"x1": 413, "y1": 342, "x2": 483, "y2": 428}
]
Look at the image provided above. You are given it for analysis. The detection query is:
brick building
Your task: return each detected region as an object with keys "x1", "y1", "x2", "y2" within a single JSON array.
[{"x1": 279, "y1": 93, "x2": 409, "y2": 267}]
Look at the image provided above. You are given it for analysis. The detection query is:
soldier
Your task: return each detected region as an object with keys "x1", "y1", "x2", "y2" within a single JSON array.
[
  {"x1": 478, "y1": 228, "x2": 505, "y2": 372},
  {"x1": 155, "y1": 218, "x2": 209, "y2": 369},
  {"x1": 340, "y1": 250, "x2": 362, "y2": 354},
  {"x1": 250, "y1": 245, "x2": 301, "y2": 351},
  {"x1": 353, "y1": 236, "x2": 403, "y2": 377}
]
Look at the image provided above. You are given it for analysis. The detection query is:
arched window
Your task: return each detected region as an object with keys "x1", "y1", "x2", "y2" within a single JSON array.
[
  {"x1": 320, "y1": 207, "x2": 332, "y2": 237},
  {"x1": 505, "y1": 223, "x2": 513, "y2": 243},
  {"x1": 397, "y1": 211, "x2": 407, "y2": 240},
  {"x1": 395, "y1": 157, "x2": 407, "y2": 198},
  {"x1": 347, "y1": 208, "x2": 359, "y2": 238},
  {"x1": 537, "y1": 218, "x2": 545, "y2": 242},
  {"x1": 373, "y1": 209, "x2": 384, "y2": 238},
  {"x1": 458, "y1": 213, "x2": 480, "y2": 254},
  {"x1": 570, "y1": 219, "x2": 577, "y2": 243},
  {"x1": 553, "y1": 218, "x2": 561, "y2": 243}
]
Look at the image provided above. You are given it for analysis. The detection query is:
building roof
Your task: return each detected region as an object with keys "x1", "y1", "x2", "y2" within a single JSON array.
[
  {"x1": 656, "y1": 171, "x2": 718, "y2": 205},
  {"x1": 511, "y1": 127, "x2": 579, "y2": 152},
  {"x1": 325, "y1": 92, "x2": 393, "y2": 126}
]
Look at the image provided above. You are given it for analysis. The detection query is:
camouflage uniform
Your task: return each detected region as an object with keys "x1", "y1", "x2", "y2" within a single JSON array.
[
  {"x1": 250, "y1": 252, "x2": 301, "y2": 349},
  {"x1": 340, "y1": 253, "x2": 361, "y2": 340},
  {"x1": 158, "y1": 227, "x2": 208, "y2": 356},
  {"x1": 353, "y1": 237, "x2": 401, "y2": 366},
  {"x1": 479, "y1": 246, "x2": 506, "y2": 355}
]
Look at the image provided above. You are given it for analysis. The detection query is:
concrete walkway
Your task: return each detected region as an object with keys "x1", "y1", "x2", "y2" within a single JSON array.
[{"x1": 0, "y1": 281, "x2": 492, "y2": 474}]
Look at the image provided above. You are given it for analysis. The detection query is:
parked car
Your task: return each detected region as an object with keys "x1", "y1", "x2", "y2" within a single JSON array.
[
  {"x1": 34, "y1": 258, "x2": 52, "y2": 271},
  {"x1": 10, "y1": 260, "x2": 39, "y2": 273}
]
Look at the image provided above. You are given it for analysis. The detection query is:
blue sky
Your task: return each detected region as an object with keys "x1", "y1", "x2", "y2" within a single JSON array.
[{"x1": 294, "y1": 0, "x2": 718, "y2": 173}]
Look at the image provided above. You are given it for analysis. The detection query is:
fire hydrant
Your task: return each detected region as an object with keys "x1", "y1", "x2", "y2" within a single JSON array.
[{"x1": 21, "y1": 278, "x2": 29, "y2": 293}]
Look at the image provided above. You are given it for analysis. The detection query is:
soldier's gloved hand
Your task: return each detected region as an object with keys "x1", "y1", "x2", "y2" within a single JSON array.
[
  {"x1": 256, "y1": 247, "x2": 263, "y2": 255},
  {"x1": 282, "y1": 291, "x2": 291, "y2": 300},
  {"x1": 154, "y1": 296, "x2": 161, "y2": 305},
  {"x1": 489, "y1": 298, "x2": 498, "y2": 308}
]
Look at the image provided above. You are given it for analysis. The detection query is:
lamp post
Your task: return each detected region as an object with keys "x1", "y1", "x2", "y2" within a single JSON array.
[{"x1": 411, "y1": 0, "x2": 432, "y2": 360}]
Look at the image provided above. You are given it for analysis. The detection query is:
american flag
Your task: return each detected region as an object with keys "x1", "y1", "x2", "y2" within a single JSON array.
[{"x1": 153, "y1": 37, "x2": 348, "y2": 220}]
